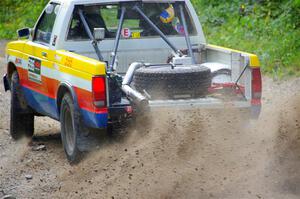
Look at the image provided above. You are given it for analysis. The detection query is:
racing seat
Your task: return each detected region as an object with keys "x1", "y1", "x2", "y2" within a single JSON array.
[
  {"x1": 68, "y1": 8, "x2": 112, "y2": 40},
  {"x1": 85, "y1": 13, "x2": 113, "y2": 38}
]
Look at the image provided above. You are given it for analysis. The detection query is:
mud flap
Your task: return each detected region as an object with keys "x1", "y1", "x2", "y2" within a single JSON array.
[{"x1": 3, "y1": 74, "x2": 10, "y2": 91}]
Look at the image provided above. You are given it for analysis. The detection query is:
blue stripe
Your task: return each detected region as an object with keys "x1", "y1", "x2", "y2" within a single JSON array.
[
  {"x1": 22, "y1": 86, "x2": 59, "y2": 119},
  {"x1": 81, "y1": 109, "x2": 108, "y2": 129},
  {"x1": 22, "y1": 86, "x2": 108, "y2": 129}
]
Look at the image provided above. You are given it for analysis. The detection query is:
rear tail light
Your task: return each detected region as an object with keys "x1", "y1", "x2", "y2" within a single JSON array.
[
  {"x1": 125, "y1": 106, "x2": 133, "y2": 114},
  {"x1": 251, "y1": 68, "x2": 262, "y2": 105},
  {"x1": 92, "y1": 76, "x2": 107, "y2": 107}
]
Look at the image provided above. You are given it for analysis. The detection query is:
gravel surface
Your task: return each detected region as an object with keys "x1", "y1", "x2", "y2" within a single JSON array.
[{"x1": 0, "y1": 42, "x2": 300, "y2": 199}]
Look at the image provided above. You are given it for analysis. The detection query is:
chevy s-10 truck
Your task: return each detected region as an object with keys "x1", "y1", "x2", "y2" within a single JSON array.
[{"x1": 3, "y1": 0, "x2": 262, "y2": 163}]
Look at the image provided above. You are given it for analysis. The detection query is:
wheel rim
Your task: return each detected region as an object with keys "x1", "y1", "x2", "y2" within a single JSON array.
[{"x1": 64, "y1": 107, "x2": 76, "y2": 155}]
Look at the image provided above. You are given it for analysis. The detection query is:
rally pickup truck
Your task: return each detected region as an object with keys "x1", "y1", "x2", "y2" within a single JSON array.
[{"x1": 3, "y1": 0, "x2": 262, "y2": 163}]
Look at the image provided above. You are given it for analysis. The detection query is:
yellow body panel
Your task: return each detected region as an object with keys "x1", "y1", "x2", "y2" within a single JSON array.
[
  {"x1": 56, "y1": 50, "x2": 106, "y2": 76},
  {"x1": 6, "y1": 49, "x2": 27, "y2": 61},
  {"x1": 6, "y1": 41, "x2": 107, "y2": 81},
  {"x1": 6, "y1": 40, "x2": 26, "y2": 52},
  {"x1": 207, "y1": 44, "x2": 260, "y2": 68}
]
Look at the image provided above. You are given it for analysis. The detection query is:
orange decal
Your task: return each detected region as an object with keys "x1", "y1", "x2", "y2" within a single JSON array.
[{"x1": 65, "y1": 57, "x2": 73, "y2": 67}]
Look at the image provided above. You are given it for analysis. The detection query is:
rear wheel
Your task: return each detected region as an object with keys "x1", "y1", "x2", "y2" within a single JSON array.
[
  {"x1": 60, "y1": 93, "x2": 82, "y2": 163},
  {"x1": 10, "y1": 71, "x2": 34, "y2": 140}
]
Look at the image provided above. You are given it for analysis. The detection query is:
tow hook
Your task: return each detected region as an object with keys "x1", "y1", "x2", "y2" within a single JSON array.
[{"x1": 3, "y1": 74, "x2": 10, "y2": 91}]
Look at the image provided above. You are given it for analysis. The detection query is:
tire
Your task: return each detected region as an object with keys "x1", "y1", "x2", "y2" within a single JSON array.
[
  {"x1": 133, "y1": 65, "x2": 212, "y2": 100},
  {"x1": 10, "y1": 71, "x2": 34, "y2": 140},
  {"x1": 60, "y1": 93, "x2": 82, "y2": 164}
]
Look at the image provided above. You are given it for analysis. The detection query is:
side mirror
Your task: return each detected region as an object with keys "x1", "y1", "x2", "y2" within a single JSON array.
[
  {"x1": 94, "y1": 28, "x2": 105, "y2": 41},
  {"x1": 17, "y1": 28, "x2": 31, "y2": 39}
]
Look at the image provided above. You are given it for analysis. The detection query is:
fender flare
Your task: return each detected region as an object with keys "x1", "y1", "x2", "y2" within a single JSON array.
[
  {"x1": 7, "y1": 62, "x2": 17, "y2": 80},
  {"x1": 56, "y1": 82, "x2": 80, "y2": 116}
]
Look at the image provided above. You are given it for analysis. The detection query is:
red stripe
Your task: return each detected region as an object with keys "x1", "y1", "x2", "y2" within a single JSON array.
[
  {"x1": 74, "y1": 87, "x2": 108, "y2": 113},
  {"x1": 18, "y1": 67, "x2": 58, "y2": 99},
  {"x1": 81, "y1": 106, "x2": 108, "y2": 114}
]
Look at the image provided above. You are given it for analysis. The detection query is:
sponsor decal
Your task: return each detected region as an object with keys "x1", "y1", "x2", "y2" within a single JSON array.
[
  {"x1": 52, "y1": 35, "x2": 58, "y2": 46},
  {"x1": 131, "y1": 32, "x2": 141, "y2": 39},
  {"x1": 46, "y1": 4, "x2": 54, "y2": 14},
  {"x1": 121, "y1": 28, "x2": 131, "y2": 39},
  {"x1": 172, "y1": 18, "x2": 185, "y2": 35},
  {"x1": 28, "y1": 57, "x2": 42, "y2": 84},
  {"x1": 54, "y1": 5, "x2": 60, "y2": 15},
  {"x1": 65, "y1": 57, "x2": 73, "y2": 67}
]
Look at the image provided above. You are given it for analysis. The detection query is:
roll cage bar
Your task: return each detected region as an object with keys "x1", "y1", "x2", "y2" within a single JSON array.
[{"x1": 78, "y1": 2, "x2": 196, "y2": 72}]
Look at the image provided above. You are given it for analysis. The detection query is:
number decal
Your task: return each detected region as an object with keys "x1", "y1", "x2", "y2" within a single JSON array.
[{"x1": 65, "y1": 57, "x2": 73, "y2": 67}]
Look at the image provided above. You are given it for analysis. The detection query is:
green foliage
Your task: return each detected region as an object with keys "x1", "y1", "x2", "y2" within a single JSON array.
[
  {"x1": 0, "y1": 0, "x2": 299, "y2": 77},
  {"x1": 191, "y1": 0, "x2": 300, "y2": 77},
  {"x1": 0, "y1": 0, "x2": 48, "y2": 38}
]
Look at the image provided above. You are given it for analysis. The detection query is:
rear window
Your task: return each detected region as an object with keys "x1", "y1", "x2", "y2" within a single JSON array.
[{"x1": 67, "y1": 3, "x2": 197, "y2": 40}]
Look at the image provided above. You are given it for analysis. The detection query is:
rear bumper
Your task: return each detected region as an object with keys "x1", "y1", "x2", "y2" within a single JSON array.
[
  {"x1": 149, "y1": 97, "x2": 261, "y2": 119},
  {"x1": 149, "y1": 97, "x2": 251, "y2": 109}
]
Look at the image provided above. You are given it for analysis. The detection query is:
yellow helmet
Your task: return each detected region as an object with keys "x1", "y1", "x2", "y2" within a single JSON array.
[{"x1": 160, "y1": 5, "x2": 175, "y2": 24}]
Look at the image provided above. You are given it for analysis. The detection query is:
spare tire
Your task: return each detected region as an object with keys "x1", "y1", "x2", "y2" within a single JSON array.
[{"x1": 133, "y1": 65, "x2": 212, "y2": 100}]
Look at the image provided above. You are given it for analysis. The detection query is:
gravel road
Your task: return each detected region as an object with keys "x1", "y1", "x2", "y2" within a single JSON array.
[{"x1": 0, "y1": 42, "x2": 300, "y2": 199}]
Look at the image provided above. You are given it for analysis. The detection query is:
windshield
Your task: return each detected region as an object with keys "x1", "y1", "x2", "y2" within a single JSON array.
[{"x1": 67, "y1": 2, "x2": 197, "y2": 40}]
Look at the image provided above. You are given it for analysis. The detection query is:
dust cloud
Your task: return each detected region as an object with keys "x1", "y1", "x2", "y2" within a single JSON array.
[{"x1": 1, "y1": 54, "x2": 300, "y2": 199}]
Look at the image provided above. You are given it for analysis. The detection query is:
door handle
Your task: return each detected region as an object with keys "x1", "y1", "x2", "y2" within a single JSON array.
[{"x1": 42, "y1": 52, "x2": 48, "y2": 58}]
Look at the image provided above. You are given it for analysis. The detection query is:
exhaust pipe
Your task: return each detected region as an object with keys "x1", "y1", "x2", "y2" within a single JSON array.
[{"x1": 122, "y1": 62, "x2": 148, "y2": 107}]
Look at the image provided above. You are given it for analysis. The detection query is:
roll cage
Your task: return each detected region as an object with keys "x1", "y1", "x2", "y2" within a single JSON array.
[{"x1": 77, "y1": 1, "x2": 196, "y2": 71}]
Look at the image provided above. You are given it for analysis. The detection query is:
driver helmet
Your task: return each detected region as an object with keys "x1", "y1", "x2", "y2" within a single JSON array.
[{"x1": 160, "y1": 4, "x2": 175, "y2": 24}]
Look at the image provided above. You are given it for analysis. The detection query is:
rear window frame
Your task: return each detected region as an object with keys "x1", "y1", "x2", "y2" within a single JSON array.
[{"x1": 65, "y1": 2, "x2": 198, "y2": 42}]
